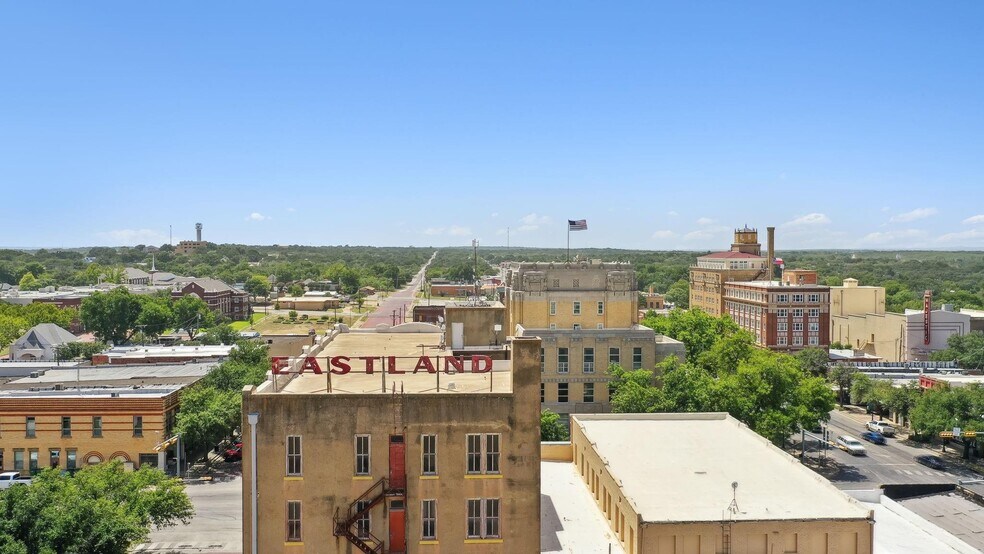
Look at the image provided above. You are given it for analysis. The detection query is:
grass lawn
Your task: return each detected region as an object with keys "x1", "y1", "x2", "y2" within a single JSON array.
[
  {"x1": 229, "y1": 313, "x2": 267, "y2": 331},
  {"x1": 252, "y1": 313, "x2": 363, "y2": 334}
]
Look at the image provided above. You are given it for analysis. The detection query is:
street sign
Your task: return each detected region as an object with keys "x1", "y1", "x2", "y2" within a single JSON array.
[{"x1": 953, "y1": 427, "x2": 962, "y2": 438}]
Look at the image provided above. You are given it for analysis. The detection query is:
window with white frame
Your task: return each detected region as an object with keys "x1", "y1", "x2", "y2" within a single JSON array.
[
  {"x1": 777, "y1": 336, "x2": 788, "y2": 346},
  {"x1": 466, "y1": 433, "x2": 500, "y2": 474},
  {"x1": 286, "y1": 435, "x2": 302, "y2": 476},
  {"x1": 792, "y1": 294, "x2": 805, "y2": 302},
  {"x1": 809, "y1": 336, "x2": 819, "y2": 346},
  {"x1": 777, "y1": 322, "x2": 788, "y2": 332},
  {"x1": 422, "y1": 499, "x2": 436, "y2": 540},
  {"x1": 808, "y1": 293, "x2": 820, "y2": 303},
  {"x1": 549, "y1": 323, "x2": 556, "y2": 330},
  {"x1": 792, "y1": 308, "x2": 804, "y2": 317},
  {"x1": 792, "y1": 336, "x2": 803, "y2": 346},
  {"x1": 632, "y1": 347, "x2": 643, "y2": 369},
  {"x1": 793, "y1": 322, "x2": 803, "y2": 332},
  {"x1": 583, "y1": 347, "x2": 594, "y2": 373},
  {"x1": 356, "y1": 500, "x2": 371, "y2": 539},
  {"x1": 355, "y1": 435, "x2": 371, "y2": 475},
  {"x1": 422, "y1": 434, "x2": 437, "y2": 475},
  {"x1": 466, "y1": 498, "x2": 500, "y2": 539},
  {"x1": 573, "y1": 301, "x2": 581, "y2": 315},
  {"x1": 777, "y1": 294, "x2": 789, "y2": 303},
  {"x1": 286, "y1": 500, "x2": 302, "y2": 542},
  {"x1": 809, "y1": 322, "x2": 819, "y2": 332},
  {"x1": 597, "y1": 301, "x2": 604, "y2": 315},
  {"x1": 540, "y1": 348, "x2": 545, "y2": 372},
  {"x1": 777, "y1": 308, "x2": 788, "y2": 317},
  {"x1": 557, "y1": 348, "x2": 569, "y2": 373},
  {"x1": 583, "y1": 382, "x2": 594, "y2": 403},
  {"x1": 809, "y1": 308, "x2": 820, "y2": 318}
]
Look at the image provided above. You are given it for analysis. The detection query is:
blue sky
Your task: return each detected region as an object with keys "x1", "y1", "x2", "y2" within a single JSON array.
[{"x1": 2, "y1": 2, "x2": 984, "y2": 250}]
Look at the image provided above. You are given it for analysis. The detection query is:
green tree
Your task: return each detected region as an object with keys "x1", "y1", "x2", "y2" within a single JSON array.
[
  {"x1": 287, "y1": 283, "x2": 305, "y2": 298},
  {"x1": 930, "y1": 332, "x2": 984, "y2": 369},
  {"x1": 17, "y1": 272, "x2": 39, "y2": 291},
  {"x1": 136, "y1": 295, "x2": 173, "y2": 338},
  {"x1": 172, "y1": 295, "x2": 215, "y2": 339},
  {"x1": 664, "y1": 278, "x2": 689, "y2": 308},
  {"x1": 0, "y1": 462, "x2": 193, "y2": 553},
  {"x1": 199, "y1": 324, "x2": 238, "y2": 345},
  {"x1": 79, "y1": 288, "x2": 144, "y2": 345},
  {"x1": 243, "y1": 275, "x2": 270, "y2": 299},
  {"x1": 850, "y1": 372, "x2": 874, "y2": 406},
  {"x1": 828, "y1": 363, "x2": 857, "y2": 406},
  {"x1": 642, "y1": 308, "x2": 740, "y2": 360},
  {"x1": 540, "y1": 410, "x2": 570, "y2": 441},
  {"x1": 794, "y1": 347, "x2": 830, "y2": 377},
  {"x1": 55, "y1": 341, "x2": 107, "y2": 361},
  {"x1": 174, "y1": 386, "x2": 241, "y2": 464}
]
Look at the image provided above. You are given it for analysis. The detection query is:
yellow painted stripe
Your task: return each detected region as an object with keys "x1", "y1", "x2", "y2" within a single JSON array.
[
  {"x1": 419, "y1": 540, "x2": 440, "y2": 545},
  {"x1": 464, "y1": 474, "x2": 503, "y2": 480},
  {"x1": 419, "y1": 475, "x2": 439, "y2": 480},
  {"x1": 464, "y1": 538, "x2": 503, "y2": 544},
  {"x1": 284, "y1": 477, "x2": 303, "y2": 481}
]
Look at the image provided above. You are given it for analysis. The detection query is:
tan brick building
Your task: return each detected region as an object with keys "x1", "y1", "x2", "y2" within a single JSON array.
[
  {"x1": 689, "y1": 227, "x2": 770, "y2": 317},
  {"x1": 241, "y1": 329, "x2": 541, "y2": 553},
  {"x1": 502, "y1": 261, "x2": 683, "y2": 419},
  {"x1": 0, "y1": 386, "x2": 182, "y2": 474}
]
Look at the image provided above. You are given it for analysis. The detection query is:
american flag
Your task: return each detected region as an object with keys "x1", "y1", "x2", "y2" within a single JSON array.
[{"x1": 568, "y1": 219, "x2": 587, "y2": 231}]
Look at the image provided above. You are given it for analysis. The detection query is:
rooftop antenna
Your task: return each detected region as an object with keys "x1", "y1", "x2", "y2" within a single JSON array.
[
  {"x1": 727, "y1": 481, "x2": 740, "y2": 514},
  {"x1": 169, "y1": 225, "x2": 172, "y2": 246}
]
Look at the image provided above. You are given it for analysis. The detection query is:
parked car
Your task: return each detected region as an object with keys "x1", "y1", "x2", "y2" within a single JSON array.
[
  {"x1": 915, "y1": 455, "x2": 946, "y2": 470},
  {"x1": 860, "y1": 431, "x2": 886, "y2": 445},
  {"x1": 223, "y1": 442, "x2": 243, "y2": 463},
  {"x1": 0, "y1": 472, "x2": 32, "y2": 489},
  {"x1": 866, "y1": 421, "x2": 896, "y2": 437},
  {"x1": 835, "y1": 435, "x2": 867, "y2": 456}
]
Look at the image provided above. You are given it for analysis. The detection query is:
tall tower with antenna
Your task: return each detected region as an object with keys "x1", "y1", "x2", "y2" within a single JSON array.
[{"x1": 195, "y1": 222, "x2": 203, "y2": 242}]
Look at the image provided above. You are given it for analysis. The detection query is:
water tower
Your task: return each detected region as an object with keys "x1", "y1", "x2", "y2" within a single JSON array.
[{"x1": 195, "y1": 222, "x2": 203, "y2": 242}]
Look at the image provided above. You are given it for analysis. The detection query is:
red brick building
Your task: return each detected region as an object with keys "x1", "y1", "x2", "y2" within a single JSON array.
[
  {"x1": 172, "y1": 279, "x2": 250, "y2": 321},
  {"x1": 723, "y1": 269, "x2": 830, "y2": 352}
]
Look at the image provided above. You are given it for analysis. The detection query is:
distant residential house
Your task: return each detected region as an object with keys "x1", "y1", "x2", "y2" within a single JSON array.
[
  {"x1": 358, "y1": 286, "x2": 377, "y2": 296},
  {"x1": 124, "y1": 267, "x2": 151, "y2": 285},
  {"x1": 172, "y1": 279, "x2": 250, "y2": 321},
  {"x1": 9, "y1": 324, "x2": 79, "y2": 361}
]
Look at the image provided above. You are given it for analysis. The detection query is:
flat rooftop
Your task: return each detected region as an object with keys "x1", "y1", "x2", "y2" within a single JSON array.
[
  {"x1": 102, "y1": 344, "x2": 235, "y2": 360},
  {"x1": 573, "y1": 413, "x2": 872, "y2": 523},
  {"x1": 898, "y1": 493, "x2": 984, "y2": 552},
  {"x1": 269, "y1": 331, "x2": 513, "y2": 395},
  {"x1": 727, "y1": 280, "x2": 828, "y2": 289},
  {"x1": 0, "y1": 384, "x2": 183, "y2": 399},
  {"x1": 541, "y1": 461, "x2": 625, "y2": 554},
  {"x1": 4, "y1": 362, "x2": 216, "y2": 387}
]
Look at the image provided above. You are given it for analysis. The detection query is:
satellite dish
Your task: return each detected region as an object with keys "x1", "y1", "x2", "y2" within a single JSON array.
[{"x1": 437, "y1": 316, "x2": 445, "y2": 324}]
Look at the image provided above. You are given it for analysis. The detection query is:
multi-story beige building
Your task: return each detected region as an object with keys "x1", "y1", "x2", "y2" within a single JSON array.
[
  {"x1": 829, "y1": 278, "x2": 886, "y2": 318},
  {"x1": 566, "y1": 413, "x2": 873, "y2": 554},
  {"x1": 689, "y1": 227, "x2": 770, "y2": 317},
  {"x1": 502, "y1": 261, "x2": 683, "y2": 419},
  {"x1": 831, "y1": 306, "x2": 972, "y2": 362},
  {"x1": 241, "y1": 328, "x2": 541, "y2": 553}
]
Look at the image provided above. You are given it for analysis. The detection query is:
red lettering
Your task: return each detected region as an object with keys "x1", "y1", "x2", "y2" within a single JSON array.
[
  {"x1": 387, "y1": 355, "x2": 405, "y2": 374},
  {"x1": 358, "y1": 356, "x2": 379, "y2": 374},
  {"x1": 330, "y1": 356, "x2": 351, "y2": 375},
  {"x1": 444, "y1": 356, "x2": 465, "y2": 373},
  {"x1": 413, "y1": 356, "x2": 436, "y2": 374},
  {"x1": 470, "y1": 355, "x2": 492, "y2": 373},
  {"x1": 271, "y1": 357, "x2": 289, "y2": 374},
  {"x1": 299, "y1": 357, "x2": 323, "y2": 374}
]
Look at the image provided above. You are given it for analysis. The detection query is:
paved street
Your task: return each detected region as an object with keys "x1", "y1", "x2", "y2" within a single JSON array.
[
  {"x1": 796, "y1": 410, "x2": 980, "y2": 490},
  {"x1": 135, "y1": 474, "x2": 242, "y2": 553},
  {"x1": 361, "y1": 253, "x2": 435, "y2": 328}
]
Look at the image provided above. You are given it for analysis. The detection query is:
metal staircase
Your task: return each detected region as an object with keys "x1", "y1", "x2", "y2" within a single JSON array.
[{"x1": 334, "y1": 478, "x2": 390, "y2": 553}]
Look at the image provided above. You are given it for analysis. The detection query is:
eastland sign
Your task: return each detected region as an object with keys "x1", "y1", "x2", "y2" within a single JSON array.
[{"x1": 270, "y1": 355, "x2": 493, "y2": 375}]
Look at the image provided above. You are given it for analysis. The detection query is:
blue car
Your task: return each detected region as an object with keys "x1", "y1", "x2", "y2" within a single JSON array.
[{"x1": 860, "y1": 431, "x2": 886, "y2": 445}]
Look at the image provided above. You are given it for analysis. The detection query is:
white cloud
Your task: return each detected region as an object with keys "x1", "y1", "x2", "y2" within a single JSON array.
[
  {"x1": 423, "y1": 227, "x2": 444, "y2": 236},
  {"x1": 859, "y1": 228, "x2": 926, "y2": 245},
  {"x1": 782, "y1": 213, "x2": 831, "y2": 227},
  {"x1": 246, "y1": 212, "x2": 270, "y2": 222},
  {"x1": 890, "y1": 207, "x2": 937, "y2": 223},
  {"x1": 696, "y1": 217, "x2": 715, "y2": 226},
  {"x1": 651, "y1": 230, "x2": 677, "y2": 240},
  {"x1": 666, "y1": 211, "x2": 679, "y2": 217},
  {"x1": 286, "y1": 207, "x2": 296, "y2": 213},
  {"x1": 96, "y1": 228, "x2": 168, "y2": 246},
  {"x1": 491, "y1": 212, "x2": 499, "y2": 218},
  {"x1": 962, "y1": 214, "x2": 984, "y2": 225},
  {"x1": 516, "y1": 212, "x2": 551, "y2": 232},
  {"x1": 937, "y1": 229, "x2": 984, "y2": 243}
]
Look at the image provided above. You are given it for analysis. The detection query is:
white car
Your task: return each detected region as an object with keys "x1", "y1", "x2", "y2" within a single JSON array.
[
  {"x1": 836, "y1": 435, "x2": 867, "y2": 456},
  {"x1": 866, "y1": 421, "x2": 895, "y2": 437}
]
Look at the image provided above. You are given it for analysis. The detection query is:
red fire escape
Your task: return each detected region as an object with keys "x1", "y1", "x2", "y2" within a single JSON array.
[{"x1": 333, "y1": 435, "x2": 407, "y2": 554}]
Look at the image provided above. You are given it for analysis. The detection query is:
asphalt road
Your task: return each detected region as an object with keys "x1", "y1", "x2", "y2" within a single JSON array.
[
  {"x1": 136, "y1": 474, "x2": 242, "y2": 553},
  {"x1": 797, "y1": 410, "x2": 980, "y2": 489},
  {"x1": 361, "y1": 253, "x2": 435, "y2": 328}
]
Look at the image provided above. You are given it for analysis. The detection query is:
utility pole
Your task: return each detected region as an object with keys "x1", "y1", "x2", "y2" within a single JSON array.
[{"x1": 472, "y1": 239, "x2": 479, "y2": 296}]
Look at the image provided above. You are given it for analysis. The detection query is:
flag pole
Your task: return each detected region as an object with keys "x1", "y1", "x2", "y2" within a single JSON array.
[{"x1": 567, "y1": 224, "x2": 570, "y2": 262}]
